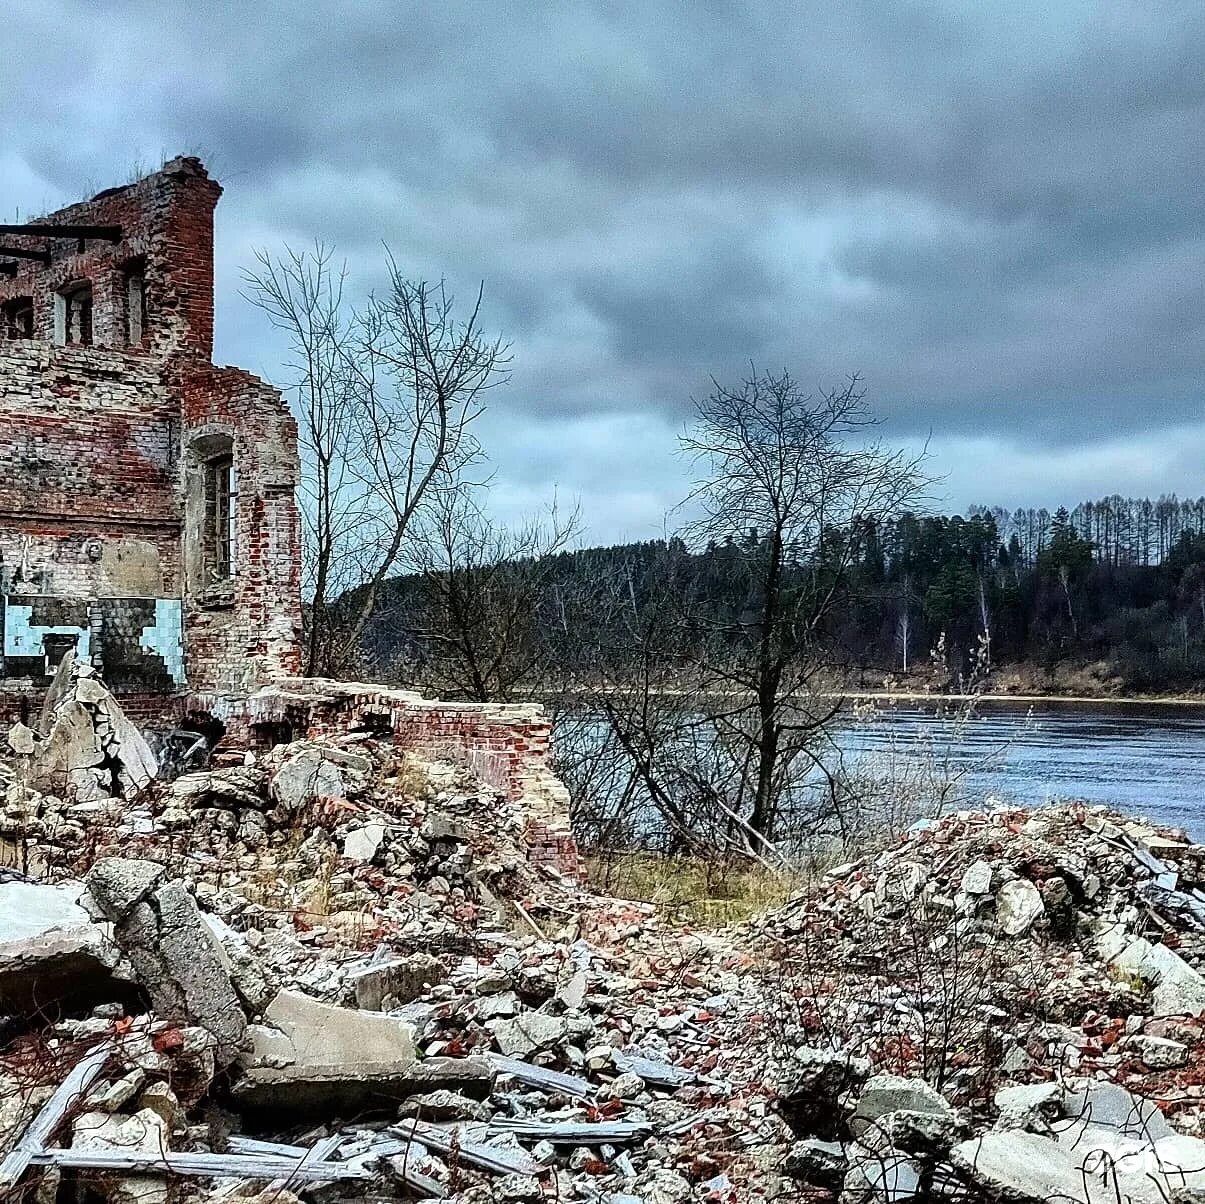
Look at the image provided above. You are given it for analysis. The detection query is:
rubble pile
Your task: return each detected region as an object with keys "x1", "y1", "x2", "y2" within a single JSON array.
[
  {"x1": 751, "y1": 803, "x2": 1205, "y2": 1201},
  {"x1": 0, "y1": 676, "x2": 774, "y2": 1202},
  {"x1": 5, "y1": 673, "x2": 1205, "y2": 1203}
]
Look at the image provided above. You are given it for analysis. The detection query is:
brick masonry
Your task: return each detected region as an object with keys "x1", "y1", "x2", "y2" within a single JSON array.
[
  {"x1": 0, "y1": 157, "x2": 302, "y2": 706},
  {"x1": 0, "y1": 158, "x2": 578, "y2": 875},
  {"x1": 191, "y1": 677, "x2": 581, "y2": 878}
]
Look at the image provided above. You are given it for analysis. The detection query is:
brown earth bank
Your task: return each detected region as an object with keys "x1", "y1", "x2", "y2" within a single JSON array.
[{"x1": 844, "y1": 658, "x2": 1205, "y2": 704}]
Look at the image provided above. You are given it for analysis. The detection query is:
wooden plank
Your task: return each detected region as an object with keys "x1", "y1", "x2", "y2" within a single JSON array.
[
  {"x1": 0, "y1": 246, "x2": 50, "y2": 263},
  {"x1": 660, "y1": 1106, "x2": 728, "y2": 1136},
  {"x1": 0, "y1": 1042, "x2": 114, "y2": 1191},
  {"x1": 226, "y1": 1137, "x2": 312, "y2": 1159},
  {"x1": 489, "y1": 1119, "x2": 653, "y2": 1144},
  {"x1": 612, "y1": 1050, "x2": 697, "y2": 1087},
  {"x1": 385, "y1": 1145, "x2": 449, "y2": 1199},
  {"x1": 390, "y1": 1120, "x2": 543, "y2": 1177},
  {"x1": 28, "y1": 1149, "x2": 372, "y2": 1182},
  {"x1": 484, "y1": 1053, "x2": 594, "y2": 1099},
  {"x1": 0, "y1": 224, "x2": 122, "y2": 242}
]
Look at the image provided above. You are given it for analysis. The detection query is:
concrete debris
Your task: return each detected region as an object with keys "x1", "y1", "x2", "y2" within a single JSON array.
[
  {"x1": 0, "y1": 879, "x2": 127, "y2": 1015},
  {"x1": 995, "y1": 875, "x2": 1046, "y2": 935},
  {"x1": 71, "y1": 1108, "x2": 170, "y2": 1204},
  {"x1": 32, "y1": 663, "x2": 157, "y2": 802},
  {"x1": 235, "y1": 988, "x2": 417, "y2": 1113},
  {"x1": 9, "y1": 707, "x2": 1205, "y2": 1203},
  {"x1": 85, "y1": 858, "x2": 246, "y2": 1064}
]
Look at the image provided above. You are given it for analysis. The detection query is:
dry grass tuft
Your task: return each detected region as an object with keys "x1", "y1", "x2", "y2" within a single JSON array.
[{"x1": 584, "y1": 850, "x2": 796, "y2": 926}]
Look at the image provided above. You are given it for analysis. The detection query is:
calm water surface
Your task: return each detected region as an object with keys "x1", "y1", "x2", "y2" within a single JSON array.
[{"x1": 835, "y1": 701, "x2": 1205, "y2": 838}]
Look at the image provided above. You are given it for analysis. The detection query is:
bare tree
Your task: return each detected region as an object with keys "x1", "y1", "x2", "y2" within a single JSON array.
[
  {"x1": 678, "y1": 368, "x2": 929, "y2": 840},
  {"x1": 393, "y1": 489, "x2": 582, "y2": 702},
  {"x1": 245, "y1": 246, "x2": 510, "y2": 674},
  {"x1": 558, "y1": 371, "x2": 928, "y2": 858}
]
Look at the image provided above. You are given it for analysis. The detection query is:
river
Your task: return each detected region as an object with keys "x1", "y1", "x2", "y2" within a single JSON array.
[{"x1": 836, "y1": 699, "x2": 1205, "y2": 838}]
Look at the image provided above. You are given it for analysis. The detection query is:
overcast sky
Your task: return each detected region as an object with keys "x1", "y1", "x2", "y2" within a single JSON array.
[{"x1": 5, "y1": 1, "x2": 1204, "y2": 543}]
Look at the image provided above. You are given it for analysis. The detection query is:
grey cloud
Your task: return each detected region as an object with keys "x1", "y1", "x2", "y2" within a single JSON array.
[{"x1": 5, "y1": 0, "x2": 1205, "y2": 538}]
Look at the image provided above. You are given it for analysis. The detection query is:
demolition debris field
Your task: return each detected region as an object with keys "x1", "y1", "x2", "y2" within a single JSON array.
[{"x1": 6, "y1": 669, "x2": 1205, "y2": 1202}]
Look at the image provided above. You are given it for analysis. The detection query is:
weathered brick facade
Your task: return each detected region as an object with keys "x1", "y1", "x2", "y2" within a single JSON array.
[
  {"x1": 0, "y1": 158, "x2": 578, "y2": 874},
  {"x1": 0, "y1": 157, "x2": 302, "y2": 715}
]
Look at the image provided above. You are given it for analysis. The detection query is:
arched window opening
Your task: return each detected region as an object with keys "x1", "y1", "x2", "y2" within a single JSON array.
[{"x1": 187, "y1": 431, "x2": 239, "y2": 598}]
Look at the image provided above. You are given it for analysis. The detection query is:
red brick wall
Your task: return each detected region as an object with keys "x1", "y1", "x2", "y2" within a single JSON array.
[
  {"x1": 181, "y1": 367, "x2": 303, "y2": 695},
  {"x1": 0, "y1": 157, "x2": 302, "y2": 705},
  {"x1": 0, "y1": 156, "x2": 220, "y2": 358}
]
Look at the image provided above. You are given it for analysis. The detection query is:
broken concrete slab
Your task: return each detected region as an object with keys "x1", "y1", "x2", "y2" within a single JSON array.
[
  {"x1": 71, "y1": 1107, "x2": 169, "y2": 1204},
  {"x1": 779, "y1": 1047, "x2": 872, "y2": 1140},
  {"x1": 7, "y1": 723, "x2": 35, "y2": 757},
  {"x1": 169, "y1": 767, "x2": 267, "y2": 811},
  {"x1": 851, "y1": 1075, "x2": 954, "y2": 1141},
  {"x1": 350, "y1": 953, "x2": 445, "y2": 1011},
  {"x1": 84, "y1": 859, "x2": 165, "y2": 920},
  {"x1": 951, "y1": 1130, "x2": 1094, "y2": 1204},
  {"x1": 1126, "y1": 1032, "x2": 1189, "y2": 1068},
  {"x1": 960, "y1": 859, "x2": 993, "y2": 895},
  {"x1": 1109, "y1": 937, "x2": 1205, "y2": 1017},
  {"x1": 486, "y1": 1011, "x2": 569, "y2": 1057},
  {"x1": 34, "y1": 667, "x2": 157, "y2": 802},
  {"x1": 85, "y1": 860, "x2": 245, "y2": 1063},
  {"x1": 1057, "y1": 1081, "x2": 1172, "y2": 1147},
  {"x1": 268, "y1": 743, "x2": 369, "y2": 812},
  {"x1": 234, "y1": 989, "x2": 418, "y2": 1115},
  {"x1": 996, "y1": 877, "x2": 1045, "y2": 936},
  {"x1": 343, "y1": 822, "x2": 385, "y2": 862},
  {"x1": 994, "y1": 1082, "x2": 1064, "y2": 1131},
  {"x1": 0, "y1": 880, "x2": 129, "y2": 1015}
]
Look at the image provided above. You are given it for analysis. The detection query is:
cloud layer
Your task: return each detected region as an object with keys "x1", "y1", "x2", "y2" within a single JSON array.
[{"x1": 6, "y1": 2, "x2": 1204, "y2": 539}]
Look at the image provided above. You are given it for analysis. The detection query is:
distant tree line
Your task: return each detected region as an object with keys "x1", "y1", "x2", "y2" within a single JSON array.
[
  {"x1": 837, "y1": 499, "x2": 1205, "y2": 689},
  {"x1": 247, "y1": 236, "x2": 1202, "y2": 854},
  {"x1": 367, "y1": 494, "x2": 1205, "y2": 697}
]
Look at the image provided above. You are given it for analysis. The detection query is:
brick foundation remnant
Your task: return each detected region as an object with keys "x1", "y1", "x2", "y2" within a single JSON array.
[
  {"x1": 192, "y1": 677, "x2": 579, "y2": 877},
  {"x1": 0, "y1": 158, "x2": 577, "y2": 875}
]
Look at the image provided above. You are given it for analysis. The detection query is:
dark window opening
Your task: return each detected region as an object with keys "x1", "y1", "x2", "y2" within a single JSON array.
[
  {"x1": 250, "y1": 719, "x2": 295, "y2": 749},
  {"x1": 124, "y1": 262, "x2": 147, "y2": 345},
  {"x1": 2, "y1": 296, "x2": 34, "y2": 339},
  {"x1": 42, "y1": 633, "x2": 80, "y2": 673},
  {"x1": 203, "y1": 453, "x2": 237, "y2": 582},
  {"x1": 60, "y1": 283, "x2": 93, "y2": 346}
]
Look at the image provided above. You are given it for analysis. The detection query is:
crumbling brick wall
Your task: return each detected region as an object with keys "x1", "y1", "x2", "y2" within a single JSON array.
[
  {"x1": 199, "y1": 678, "x2": 581, "y2": 877},
  {"x1": 0, "y1": 157, "x2": 302, "y2": 712}
]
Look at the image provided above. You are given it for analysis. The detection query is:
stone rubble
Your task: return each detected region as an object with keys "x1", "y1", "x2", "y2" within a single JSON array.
[{"x1": 5, "y1": 694, "x2": 1205, "y2": 1202}]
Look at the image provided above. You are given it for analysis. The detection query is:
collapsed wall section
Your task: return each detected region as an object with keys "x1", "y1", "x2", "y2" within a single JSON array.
[{"x1": 194, "y1": 677, "x2": 579, "y2": 876}]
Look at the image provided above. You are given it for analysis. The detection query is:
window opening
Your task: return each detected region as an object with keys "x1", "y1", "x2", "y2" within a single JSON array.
[
  {"x1": 203, "y1": 453, "x2": 237, "y2": 582},
  {"x1": 125, "y1": 265, "x2": 147, "y2": 344},
  {"x1": 60, "y1": 283, "x2": 93, "y2": 346},
  {"x1": 2, "y1": 297, "x2": 33, "y2": 339}
]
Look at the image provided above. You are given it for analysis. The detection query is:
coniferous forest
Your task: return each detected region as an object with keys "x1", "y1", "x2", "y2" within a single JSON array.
[{"x1": 368, "y1": 494, "x2": 1205, "y2": 697}]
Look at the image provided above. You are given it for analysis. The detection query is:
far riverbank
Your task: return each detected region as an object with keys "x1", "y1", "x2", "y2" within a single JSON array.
[{"x1": 842, "y1": 690, "x2": 1205, "y2": 708}]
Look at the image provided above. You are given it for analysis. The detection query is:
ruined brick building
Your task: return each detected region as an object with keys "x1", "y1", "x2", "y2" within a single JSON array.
[
  {"x1": 0, "y1": 158, "x2": 302, "y2": 722},
  {"x1": 0, "y1": 158, "x2": 577, "y2": 872}
]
